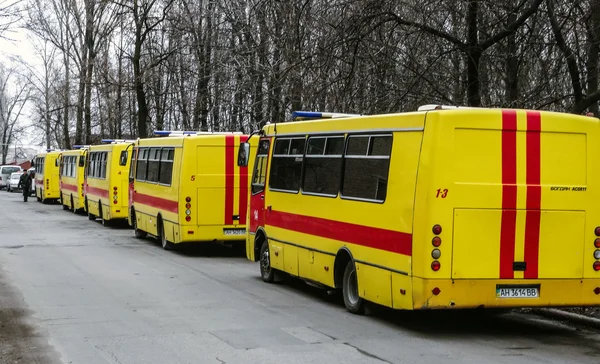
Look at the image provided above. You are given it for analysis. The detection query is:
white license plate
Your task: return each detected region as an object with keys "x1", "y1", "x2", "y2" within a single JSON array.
[
  {"x1": 496, "y1": 287, "x2": 539, "y2": 298},
  {"x1": 224, "y1": 229, "x2": 246, "y2": 236}
]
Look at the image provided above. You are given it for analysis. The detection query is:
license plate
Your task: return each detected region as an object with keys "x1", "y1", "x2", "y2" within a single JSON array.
[
  {"x1": 496, "y1": 287, "x2": 539, "y2": 298},
  {"x1": 224, "y1": 228, "x2": 246, "y2": 236}
]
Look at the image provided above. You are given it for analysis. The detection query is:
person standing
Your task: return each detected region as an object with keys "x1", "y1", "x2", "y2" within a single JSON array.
[{"x1": 17, "y1": 170, "x2": 32, "y2": 202}]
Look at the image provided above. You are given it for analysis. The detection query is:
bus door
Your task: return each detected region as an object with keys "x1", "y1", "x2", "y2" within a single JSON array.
[{"x1": 249, "y1": 138, "x2": 271, "y2": 233}]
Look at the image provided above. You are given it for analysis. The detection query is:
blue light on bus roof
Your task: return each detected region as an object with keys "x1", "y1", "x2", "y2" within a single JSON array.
[
  {"x1": 154, "y1": 130, "x2": 204, "y2": 136},
  {"x1": 101, "y1": 139, "x2": 114, "y2": 143},
  {"x1": 291, "y1": 111, "x2": 322, "y2": 120}
]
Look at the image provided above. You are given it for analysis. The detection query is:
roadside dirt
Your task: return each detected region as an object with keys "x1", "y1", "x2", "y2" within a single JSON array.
[{"x1": 0, "y1": 267, "x2": 61, "y2": 364}]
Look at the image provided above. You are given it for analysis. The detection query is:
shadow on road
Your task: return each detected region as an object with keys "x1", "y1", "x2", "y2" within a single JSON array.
[{"x1": 247, "y1": 273, "x2": 600, "y2": 355}]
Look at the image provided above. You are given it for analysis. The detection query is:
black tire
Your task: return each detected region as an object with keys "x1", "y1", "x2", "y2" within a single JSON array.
[
  {"x1": 342, "y1": 260, "x2": 365, "y2": 314},
  {"x1": 158, "y1": 218, "x2": 174, "y2": 250},
  {"x1": 259, "y1": 239, "x2": 275, "y2": 283},
  {"x1": 71, "y1": 196, "x2": 76, "y2": 213},
  {"x1": 132, "y1": 212, "x2": 147, "y2": 239}
]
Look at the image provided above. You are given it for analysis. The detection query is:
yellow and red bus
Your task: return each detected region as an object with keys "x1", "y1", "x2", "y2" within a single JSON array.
[
  {"x1": 84, "y1": 140, "x2": 133, "y2": 226},
  {"x1": 238, "y1": 107, "x2": 600, "y2": 313},
  {"x1": 59, "y1": 146, "x2": 87, "y2": 212},
  {"x1": 33, "y1": 150, "x2": 61, "y2": 204},
  {"x1": 128, "y1": 131, "x2": 256, "y2": 250}
]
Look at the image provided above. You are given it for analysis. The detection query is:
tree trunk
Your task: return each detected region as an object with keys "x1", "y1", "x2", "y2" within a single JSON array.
[{"x1": 587, "y1": 0, "x2": 600, "y2": 116}]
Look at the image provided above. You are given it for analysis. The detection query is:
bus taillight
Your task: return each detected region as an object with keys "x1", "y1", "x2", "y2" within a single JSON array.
[
  {"x1": 185, "y1": 197, "x2": 191, "y2": 222},
  {"x1": 594, "y1": 261, "x2": 600, "y2": 271},
  {"x1": 432, "y1": 237, "x2": 441, "y2": 247},
  {"x1": 595, "y1": 227, "x2": 600, "y2": 236},
  {"x1": 431, "y1": 261, "x2": 441, "y2": 271},
  {"x1": 595, "y1": 238, "x2": 600, "y2": 248},
  {"x1": 432, "y1": 224, "x2": 442, "y2": 235}
]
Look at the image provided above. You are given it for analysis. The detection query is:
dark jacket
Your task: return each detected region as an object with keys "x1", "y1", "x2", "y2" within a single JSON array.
[{"x1": 17, "y1": 173, "x2": 31, "y2": 190}]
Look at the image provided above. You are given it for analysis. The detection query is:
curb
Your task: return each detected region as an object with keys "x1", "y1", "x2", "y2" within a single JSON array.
[{"x1": 532, "y1": 308, "x2": 600, "y2": 329}]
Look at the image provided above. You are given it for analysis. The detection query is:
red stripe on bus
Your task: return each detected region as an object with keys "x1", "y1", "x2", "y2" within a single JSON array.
[
  {"x1": 61, "y1": 183, "x2": 79, "y2": 192},
  {"x1": 224, "y1": 135, "x2": 235, "y2": 225},
  {"x1": 238, "y1": 135, "x2": 249, "y2": 225},
  {"x1": 267, "y1": 210, "x2": 412, "y2": 256},
  {"x1": 500, "y1": 110, "x2": 518, "y2": 279},
  {"x1": 524, "y1": 111, "x2": 542, "y2": 279},
  {"x1": 133, "y1": 192, "x2": 178, "y2": 214},
  {"x1": 85, "y1": 185, "x2": 109, "y2": 198}
]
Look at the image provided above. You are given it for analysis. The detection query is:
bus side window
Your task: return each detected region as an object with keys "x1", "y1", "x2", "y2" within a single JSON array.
[{"x1": 342, "y1": 134, "x2": 392, "y2": 202}]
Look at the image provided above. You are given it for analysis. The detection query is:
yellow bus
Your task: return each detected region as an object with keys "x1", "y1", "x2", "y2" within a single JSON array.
[
  {"x1": 129, "y1": 131, "x2": 256, "y2": 250},
  {"x1": 84, "y1": 140, "x2": 133, "y2": 226},
  {"x1": 238, "y1": 107, "x2": 600, "y2": 313},
  {"x1": 58, "y1": 146, "x2": 88, "y2": 213},
  {"x1": 33, "y1": 150, "x2": 61, "y2": 204}
]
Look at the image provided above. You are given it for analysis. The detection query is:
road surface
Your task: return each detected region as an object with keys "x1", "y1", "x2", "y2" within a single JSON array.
[{"x1": 0, "y1": 191, "x2": 599, "y2": 364}]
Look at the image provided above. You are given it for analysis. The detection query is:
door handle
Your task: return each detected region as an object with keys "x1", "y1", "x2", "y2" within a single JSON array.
[
  {"x1": 260, "y1": 195, "x2": 264, "y2": 200},
  {"x1": 267, "y1": 205, "x2": 272, "y2": 211}
]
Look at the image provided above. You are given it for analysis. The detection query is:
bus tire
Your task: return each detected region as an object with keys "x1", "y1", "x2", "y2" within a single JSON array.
[
  {"x1": 259, "y1": 240, "x2": 275, "y2": 283},
  {"x1": 71, "y1": 196, "x2": 76, "y2": 213},
  {"x1": 159, "y1": 219, "x2": 174, "y2": 250},
  {"x1": 342, "y1": 260, "x2": 365, "y2": 314},
  {"x1": 132, "y1": 211, "x2": 147, "y2": 239}
]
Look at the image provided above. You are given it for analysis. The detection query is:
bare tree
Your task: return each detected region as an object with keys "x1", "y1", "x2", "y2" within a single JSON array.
[{"x1": 0, "y1": 64, "x2": 30, "y2": 164}]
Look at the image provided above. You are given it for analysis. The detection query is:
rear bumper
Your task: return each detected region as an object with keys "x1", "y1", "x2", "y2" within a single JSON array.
[
  {"x1": 178, "y1": 225, "x2": 246, "y2": 244},
  {"x1": 412, "y1": 278, "x2": 600, "y2": 310}
]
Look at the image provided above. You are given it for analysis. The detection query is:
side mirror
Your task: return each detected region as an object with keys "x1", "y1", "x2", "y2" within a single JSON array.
[
  {"x1": 55, "y1": 158, "x2": 60, "y2": 167},
  {"x1": 237, "y1": 142, "x2": 250, "y2": 167},
  {"x1": 79, "y1": 157, "x2": 85, "y2": 167},
  {"x1": 119, "y1": 151, "x2": 128, "y2": 166}
]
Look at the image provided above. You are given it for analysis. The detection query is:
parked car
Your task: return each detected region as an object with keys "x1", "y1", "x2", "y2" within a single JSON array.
[
  {"x1": 6, "y1": 171, "x2": 23, "y2": 192},
  {"x1": 0, "y1": 165, "x2": 22, "y2": 190}
]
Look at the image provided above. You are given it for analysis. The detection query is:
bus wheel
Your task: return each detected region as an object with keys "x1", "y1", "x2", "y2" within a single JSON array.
[
  {"x1": 71, "y1": 196, "x2": 76, "y2": 213},
  {"x1": 342, "y1": 261, "x2": 365, "y2": 314},
  {"x1": 159, "y1": 222, "x2": 174, "y2": 250},
  {"x1": 132, "y1": 213, "x2": 147, "y2": 239},
  {"x1": 259, "y1": 240, "x2": 275, "y2": 283}
]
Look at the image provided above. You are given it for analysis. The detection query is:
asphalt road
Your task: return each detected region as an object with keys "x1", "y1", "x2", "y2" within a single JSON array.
[{"x1": 0, "y1": 191, "x2": 599, "y2": 364}]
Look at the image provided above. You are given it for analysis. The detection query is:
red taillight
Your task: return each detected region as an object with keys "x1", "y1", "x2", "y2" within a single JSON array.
[
  {"x1": 185, "y1": 203, "x2": 191, "y2": 209},
  {"x1": 185, "y1": 215, "x2": 191, "y2": 222},
  {"x1": 431, "y1": 261, "x2": 441, "y2": 271},
  {"x1": 113, "y1": 186, "x2": 118, "y2": 190},
  {"x1": 595, "y1": 239, "x2": 600, "y2": 248},
  {"x1": 186, "y1": 196, "x2": 191, "y2": 202},
  {"x1": 113, "y1": 200, "x2": 118, "y2": 204},
  {"x1": 432, "y1": 237, "x2": 441, "y2": 247},
  {"x1": 594, "y1": 261, "x2": 600, "y2": 271},
  {"x1": 113, "y1": 191, "x2": 118, "y2": 195},
  {"x1": 432, "y1": 287, "x2": 441, "y2": 295},
  {"x1": 595, "y1": 227, "x2": 600, "y2": 236},
  {"x1": 432, "y1": 224, "x2": 442, "y2": 235}
]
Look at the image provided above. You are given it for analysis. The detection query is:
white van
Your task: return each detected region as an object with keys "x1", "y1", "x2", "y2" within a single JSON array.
[{"x1": 0, "y1": 165, "x2": 22, "y2": 190}]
